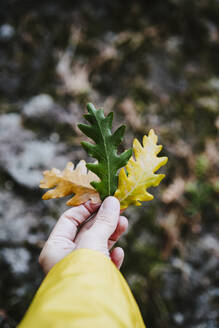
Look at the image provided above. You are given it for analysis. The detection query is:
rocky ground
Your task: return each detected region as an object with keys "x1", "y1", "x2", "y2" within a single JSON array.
[{"x1": 0, "y1": 1, "x2": 218, "y2": 327}]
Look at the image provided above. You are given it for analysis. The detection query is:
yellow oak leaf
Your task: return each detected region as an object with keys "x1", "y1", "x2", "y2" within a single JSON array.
[
  {"x1": 114, "y1": 129, "x2": 168, "y2": 209},
  {"x1": 39, "y1": 160, "x2": 101, "y2": 206}
]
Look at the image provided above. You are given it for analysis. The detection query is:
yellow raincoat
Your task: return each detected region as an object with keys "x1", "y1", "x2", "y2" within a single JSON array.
[{"x1": 19, "y1": 249, "x2": 146, "y2": 328}]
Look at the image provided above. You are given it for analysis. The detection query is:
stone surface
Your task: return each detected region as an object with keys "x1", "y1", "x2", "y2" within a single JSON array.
[{"x1": 0, "y1": 113, "x2": 68, "y2": 187}]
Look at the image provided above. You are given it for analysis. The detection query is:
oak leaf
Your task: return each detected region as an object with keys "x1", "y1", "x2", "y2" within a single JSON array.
[
  {"x1": 78, "y1": 103, "x2": 132, "y2": 200},
  {"x1": 39, "y1": 160, "x2": 101, "y2": 206},
  {"x1": 114, "y1": 129, "x2": 168, "y2": 209}
]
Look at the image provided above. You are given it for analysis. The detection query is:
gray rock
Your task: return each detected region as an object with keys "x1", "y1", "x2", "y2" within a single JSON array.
[
  {"x1": 23, "y1": 94, "x2": 55, "y2": 117},
  {"x1": 22, "y1": 94, "x2": 80, "y2": 131},
  {"x1": 199, "y1": 235, "x2": 219, "y2": 256},
  {"x1": 0, "y1": 24, "x2": 15, "y2": 40},
  {"x1": 0, "y1": 113, "x2": 68, "y2": 187},
  {"x1": 0, "y1": 190, "x2": 56, "y2": 245},
  {"x1": 2, "y1": 248, "x2": 30, "y2": 275},
  {"x1": 0, "y1": 190, "x2": 36, "y2": 243}
]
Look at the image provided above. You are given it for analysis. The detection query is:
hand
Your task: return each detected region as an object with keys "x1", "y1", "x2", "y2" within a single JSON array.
[{"x1": 39, "y1": 197, "x2": 128, "y2": 274}]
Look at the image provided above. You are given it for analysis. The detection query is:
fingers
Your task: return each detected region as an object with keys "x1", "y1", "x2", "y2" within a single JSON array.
[
  {"x1": 89, "y1": 196, "x2": 120, "y2": 238},
  {"x1": 108, "y1": 216, "x2": 128, "y2": 249},
  {"x1": 110, "y1": 247, "x2": 124, "y2": 269},
  {"x1": 39, "y1": 201, "x2": 100, "y2": 273},
  {"x1": 75, "y1": 197, "x2": 120, "y2": 255},
  {"x1": 49, "y1": 201, "x2": 100, "y2": 242},
  {"x1": 39, "y1": 197, "x2": 125, "y2": 274}
]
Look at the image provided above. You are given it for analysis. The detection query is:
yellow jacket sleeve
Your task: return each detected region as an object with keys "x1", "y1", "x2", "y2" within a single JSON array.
[{"x1": 19, "y1": 249, "x2": 146, "y2": 328}]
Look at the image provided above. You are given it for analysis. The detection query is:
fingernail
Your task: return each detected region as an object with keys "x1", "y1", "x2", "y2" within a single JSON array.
[{"x1": 102, "y1": 196, "x2": 120, "y2": 211}]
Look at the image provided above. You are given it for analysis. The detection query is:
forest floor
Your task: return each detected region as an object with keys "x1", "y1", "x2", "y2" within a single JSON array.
[{"x1": 0, "y1": 1, "x2": 218, "y2": 327}]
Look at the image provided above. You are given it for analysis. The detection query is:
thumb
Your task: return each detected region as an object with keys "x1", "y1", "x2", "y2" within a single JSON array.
[
  {"x1": 90, "y1": 196, "x2": 120, "y2": 238},
  {"x1": 75, "y1": 197, "x2": 120, "y2": 256}
]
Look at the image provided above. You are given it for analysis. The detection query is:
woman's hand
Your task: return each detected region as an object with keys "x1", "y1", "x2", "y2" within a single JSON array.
[{"x1": 39, "y1": 197, "x2": 128, "y2": 274}]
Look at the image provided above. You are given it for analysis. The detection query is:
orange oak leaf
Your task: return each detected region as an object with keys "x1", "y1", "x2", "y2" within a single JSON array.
[{"x1": 39, "y1": 160, "x2": 101, "y2": 206}]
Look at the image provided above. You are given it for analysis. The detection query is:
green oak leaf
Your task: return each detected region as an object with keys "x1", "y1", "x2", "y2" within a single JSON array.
[{"x1": 78, "y1": 103, "x2": 132, "y2": 200}]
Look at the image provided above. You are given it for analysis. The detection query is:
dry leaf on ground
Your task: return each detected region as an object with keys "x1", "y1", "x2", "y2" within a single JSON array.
[{"x1": 162, "y1": 177, "x2": 185, "y2": 204}]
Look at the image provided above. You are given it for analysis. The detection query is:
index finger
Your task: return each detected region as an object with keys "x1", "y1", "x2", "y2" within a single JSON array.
[{"x1": 48, "y1": 201, "x2": 101, "y2": 242}]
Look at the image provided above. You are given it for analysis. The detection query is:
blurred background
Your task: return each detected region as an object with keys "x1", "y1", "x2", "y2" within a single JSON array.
[{"x1": 0, "y1": 1, "x2": 219, "y2": 327}]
